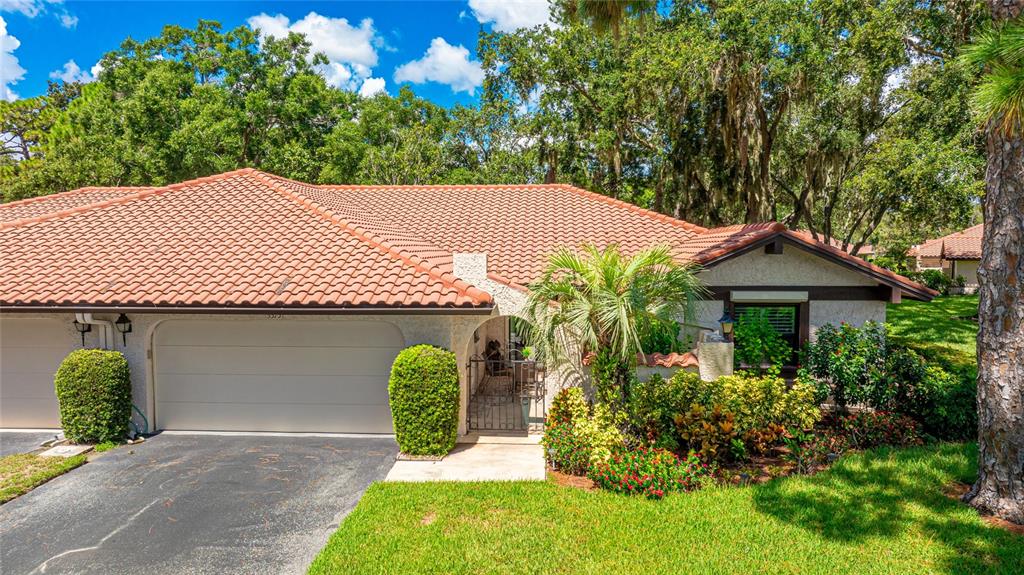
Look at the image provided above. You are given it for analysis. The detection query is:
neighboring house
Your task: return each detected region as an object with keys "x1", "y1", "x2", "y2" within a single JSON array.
[
  {"x1": 0, "y1": 169, "x2": 934, "y2": 436},
  {"x1": 911, "y1": 224, "x2": 984, "y2": 293}
]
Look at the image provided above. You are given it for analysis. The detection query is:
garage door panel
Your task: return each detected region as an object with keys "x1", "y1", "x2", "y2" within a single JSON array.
[
  {"x1": 0, "y1": 318, "x2": 73, "y2": 428},
  {"x1": 156, "y1": 346, "x2": 399, "y2": 377},
  {"x1": 154, "y1": 319, "x2": 404, "y2": 433},
  {"x1": 0, "y1": 372, "x2": 58, "y2": 401},
  {"x1": 1, "y1": 346, "x2": 71, "y2": 378},
  {"x1": 156, "y1": 374, "x2": 389, "y2": 406},
  {"x1": 1, "y1": 319, "x2": 73, "y2": 347},
  {"x1": 0, "y1": 399, "x2": 61, "y2": 429},
  {"x1": 155, "y1": 319, "x2": 403, "y2": 348},
  {"x1": 157, "y1": 402, "x2": 394, "y2": 433}
]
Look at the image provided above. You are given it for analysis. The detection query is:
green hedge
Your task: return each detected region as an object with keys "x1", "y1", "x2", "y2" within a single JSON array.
[
  {"x1": 388, "y1": 345, "x2": 459, "y2": 456},
  {"x1": 54, "y1": 349, "x2": 132, "y2": 443}
]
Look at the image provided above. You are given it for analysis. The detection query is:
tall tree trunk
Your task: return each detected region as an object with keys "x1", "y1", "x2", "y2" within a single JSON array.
[{"x1": 963, "y1": 0, "x2": 1024, "y2": 524}]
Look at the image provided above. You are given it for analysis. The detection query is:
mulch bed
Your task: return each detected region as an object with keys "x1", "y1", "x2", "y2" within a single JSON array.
[
  {"x1": 547, "y1": 467, "x2": 597, "y2": 491},
  {"x1": 944, "y1": 482, "x2": 1024, "y2": 536}
]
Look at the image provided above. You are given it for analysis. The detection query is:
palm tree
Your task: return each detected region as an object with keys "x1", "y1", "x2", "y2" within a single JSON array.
[
  {"x1": 558, "y1": 0, "x2": 657, "y2": 38},
  {"x1": 959, "y1": 3, "x2": 1024, "y2": 524},
  {"x1": 524, "y1": 244, "x2": 706, "y2": 408}
]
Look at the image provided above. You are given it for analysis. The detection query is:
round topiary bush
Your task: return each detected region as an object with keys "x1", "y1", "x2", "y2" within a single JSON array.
[
  {"x1": 54, "y1": 349, "x2": 132, "y2": 443},
  {"x1": 388, "y1": 345, "x2": 460, "y2": 456}
]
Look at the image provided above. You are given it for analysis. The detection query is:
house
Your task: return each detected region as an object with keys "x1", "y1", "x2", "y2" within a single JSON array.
[
  {"x1": 0, "y1": 169, "x2": 934, "y2": 436},
  {"x1": 911, "y1": 224, "x2": 984, "y2": 293}
]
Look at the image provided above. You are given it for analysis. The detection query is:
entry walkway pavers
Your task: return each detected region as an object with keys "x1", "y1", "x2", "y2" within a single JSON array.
[{"x1": 385, "y1": 434, "x2": 545, "y2": 482}]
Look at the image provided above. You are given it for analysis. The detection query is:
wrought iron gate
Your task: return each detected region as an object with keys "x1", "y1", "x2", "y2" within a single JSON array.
[{"x1": 467, "y1": 352, "x2": 546, "y2": 432}]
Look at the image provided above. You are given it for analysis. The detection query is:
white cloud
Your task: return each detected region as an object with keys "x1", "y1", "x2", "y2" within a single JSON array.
[
  {"x1": 49, "y1": 59, "x2": 93, "y2": 83},
  {"x1": 246, "y1": 11, "x2": 380, "y2": 91},
  {"x1": 468, "y1": 0, "x2": 554, "y2": 32},
  {"x1": 394, "y1": 37, "x2": 484, "y2": 95},
  {"x1": 0, "y1": 0, "x2": 44, "y2": 18},
  {"x1": 359, "y1": 77, "x2": 386, "y2": 97},
  {"x1": 90, "y1": 61, "x2": 103, "y2": 79},
  {"x1": 0, "y1": 15, "x2": 25, "y2": 101},
  {"x1": 57, "y1": 10, "x2": 76, "y2": 28},
  {"x1": 0, "y1": 0, "x2": 77, "y2": 28}
]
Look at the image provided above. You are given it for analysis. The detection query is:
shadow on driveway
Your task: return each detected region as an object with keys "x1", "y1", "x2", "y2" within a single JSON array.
[{"x1": 0, "y1": 433, "x2": 397, "y2": 575}]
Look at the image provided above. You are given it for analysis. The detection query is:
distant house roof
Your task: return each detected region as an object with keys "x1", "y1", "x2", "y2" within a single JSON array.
[
  {"x1": 0, "y1": 169, "x2": 934, "y2": 310},
  {"x1": 912, "y1": 224, "x2": 984, "y2": 260}
]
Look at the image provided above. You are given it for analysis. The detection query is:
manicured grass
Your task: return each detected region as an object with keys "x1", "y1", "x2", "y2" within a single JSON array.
[
  {"x1": 887, "y1": 295, "x2": 979, "y2": 356},
  {"x1": 310, "y1": 443, "x2": 1022, "y2": 575},
  {"x1": 0, "y1": 453, "x2": 86, "y2": 503}
]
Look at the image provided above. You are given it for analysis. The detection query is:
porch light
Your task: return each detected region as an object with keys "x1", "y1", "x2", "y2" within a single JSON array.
[
  {"x1": 73, "y1": 319, "x2": 92, "y2": 346},
  {"x1": 115, "y1": 313, "x2": 133, "y2": 345},
  {"x1": 718, "y1": 311, "x2": 735, "y2": 337}
]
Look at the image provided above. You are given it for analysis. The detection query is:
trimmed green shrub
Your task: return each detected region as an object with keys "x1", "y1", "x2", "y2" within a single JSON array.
[
  {"x1": 54, "y1": 349, "x2": 132, "y2": 443},
  {"x1": 388, "y1": 345, "x2": 459, "y2": 456}
]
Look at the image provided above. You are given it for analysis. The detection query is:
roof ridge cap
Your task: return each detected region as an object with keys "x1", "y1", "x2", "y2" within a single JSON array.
[
  {"x1": 0, "y1": 168, "x2": 258, "y2": 231},
  {"x1": 554, "y1": 183, "x2": 710, "y2": 234},
  {"x1": 250, "y1": 172, "x2": 492, "y2": 306}
]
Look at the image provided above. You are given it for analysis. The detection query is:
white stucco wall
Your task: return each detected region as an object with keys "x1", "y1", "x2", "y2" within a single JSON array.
[
  {"x1": 808, "y1": 301, "x2": 886, "y2": 339},
  {"x1": 950, "y1": 259, "x2": 980, "y2": 288},
  {"x1": 699, "y1": 245, "x2": 877, "y2": 287}
]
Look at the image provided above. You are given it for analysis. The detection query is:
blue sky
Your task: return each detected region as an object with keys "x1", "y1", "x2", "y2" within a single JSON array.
[{"x1": 0, "y1": 0, "x2": 554, "y2": 106}]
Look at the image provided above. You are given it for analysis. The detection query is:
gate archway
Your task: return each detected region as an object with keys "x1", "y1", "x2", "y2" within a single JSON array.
[{"x1": 465, "y1": 315, "x2": 546, "y2": 433}]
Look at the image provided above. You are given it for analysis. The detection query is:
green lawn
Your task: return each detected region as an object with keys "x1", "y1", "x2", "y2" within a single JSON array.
[
  {"x1": 310, "y1": 443, "x2": 1022, "y2": 575},
  {"x1": 0, "y1": 453, "x2": 86, "y2": 503},
  {"x1": 888, "y1": 295, "x2": 979, "y2": 356}
]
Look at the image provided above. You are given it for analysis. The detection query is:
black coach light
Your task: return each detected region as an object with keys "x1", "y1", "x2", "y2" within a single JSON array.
[
  {"x1": 718, "y1": 310, "x2": 735, "y2": 337},
  {"x1": 73, "y1": 319, "x2": 92, "y2": 346},
  {"x1": 115, "y1": 313, "x2": 133, "y2": 345}
]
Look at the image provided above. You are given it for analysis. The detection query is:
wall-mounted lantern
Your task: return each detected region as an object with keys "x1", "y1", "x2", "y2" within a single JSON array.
[
  {"x1": 73, "y1": 319, "x2": 92, "y2": 346},
  {"x1": 718, "y1": 310, "x2": 735, "y2": 339},
  {"x1": 114, "y1": 313, "x2": 132, "y2": 346}
]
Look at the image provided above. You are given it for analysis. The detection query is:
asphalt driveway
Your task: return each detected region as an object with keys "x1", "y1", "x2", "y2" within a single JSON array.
[
  {"x1": 0, "y1": 432, "x2": 61, "y2": 457},
  {"x1": 0, "y1": 433, "x2": 397, "y2": 575}
]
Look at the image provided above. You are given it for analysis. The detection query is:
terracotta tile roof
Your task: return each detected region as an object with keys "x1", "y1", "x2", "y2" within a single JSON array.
[
  {"x1": 0, "y1": 169, "x2": 489, "y2": 309},
  {"x1": 582, "y1": 350, "x2": 700, "y2": 368},
  {"x1": 317, "y1": 183, "x2": 709, "y2": 287},
  {"x1": 641, "y1": 351, "x2": 700, "y2": 368},
  {"x1": 1, "y1": 169, "x2": 933, "y2": 308},
  {"x1": 914, "y1": 224, "x2": 984, "y2": 260},
  {"x1": 0, "y1": 187, "x2": 155, "y2": 224}
]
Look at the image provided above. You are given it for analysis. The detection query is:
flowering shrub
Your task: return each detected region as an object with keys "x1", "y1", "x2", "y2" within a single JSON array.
[
  {"x1": 802, "y1": 322, "x2": 888, "y2": 410},
  {"x1": 588, "y1": 448, "x2": 710, "y2": 499},
  {"x1": 542, "y1": 420, "x2": 593, "y2": 475},
  {"x1": 832, "y1": 411, "x2": 924, "y2": 449},
  {"x1": 542, "y1": 387, "x2": 624, "y2": 474},
  {"x1": 547, "y1": 387, "x2": 589, "y2": 426},
  {"x1": 642, "y1": 371, "x2": 821, "y2": 463}
]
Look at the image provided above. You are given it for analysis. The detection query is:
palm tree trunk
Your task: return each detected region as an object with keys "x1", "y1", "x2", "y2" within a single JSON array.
[{"x1": 963, "y1": 0, "x2": 1024, "y2": 525}]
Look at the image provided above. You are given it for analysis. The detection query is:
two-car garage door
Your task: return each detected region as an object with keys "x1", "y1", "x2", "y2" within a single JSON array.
[{"x1": 153, "y1": 319, "x2": 404, "y2": 433}]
